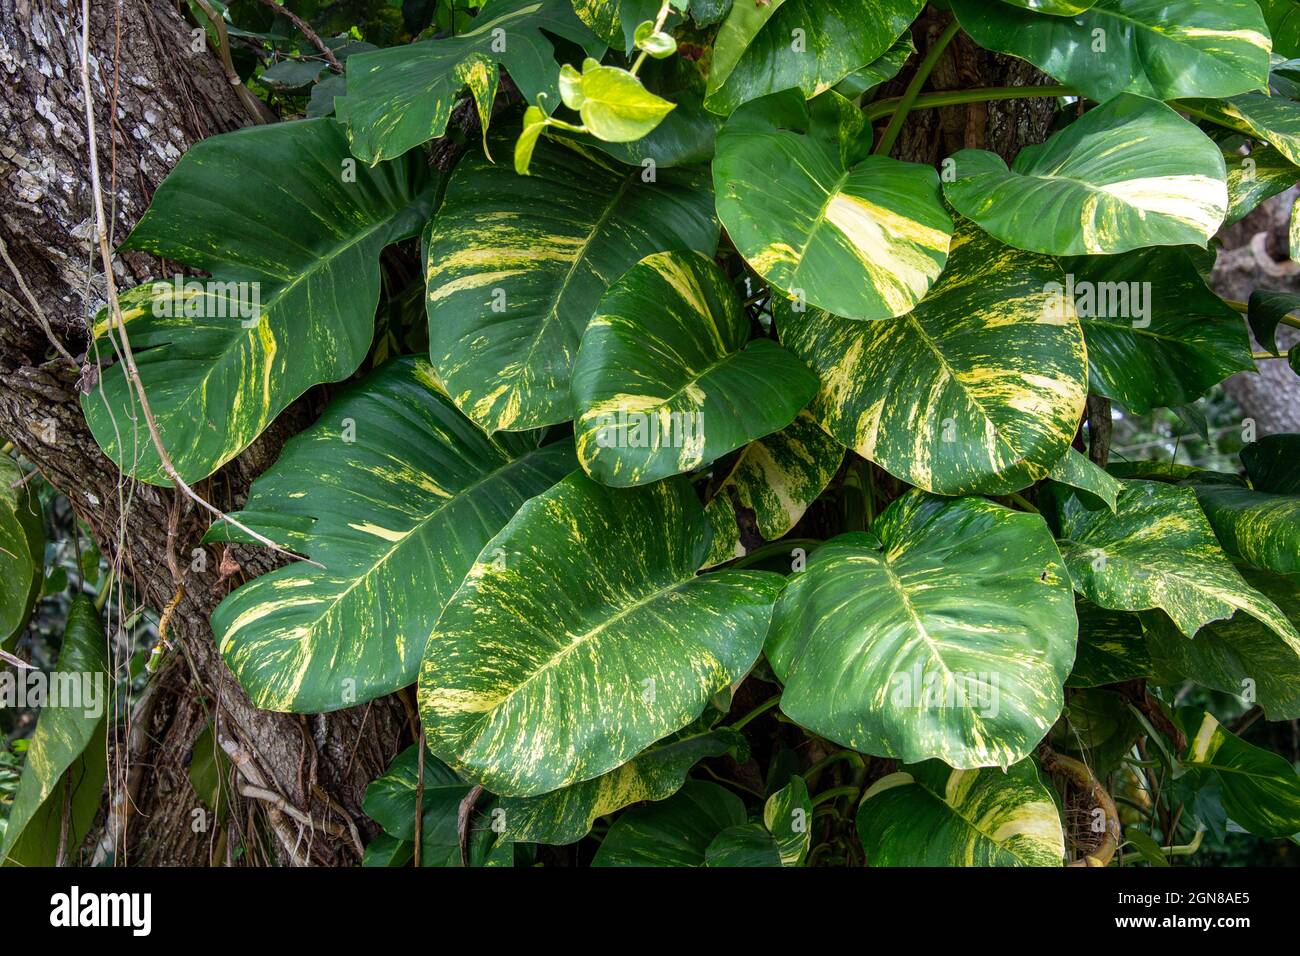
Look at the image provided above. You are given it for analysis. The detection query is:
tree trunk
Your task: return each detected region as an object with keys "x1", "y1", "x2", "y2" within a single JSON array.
[{"x1": 0, "y1": 0, "x2": 405, "y2": 866}]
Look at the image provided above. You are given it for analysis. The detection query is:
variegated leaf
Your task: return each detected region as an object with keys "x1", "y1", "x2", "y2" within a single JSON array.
[
  {"x1": 1047, "y1": 479, "x2": 1300, "y2": 643},
  {"x1": 951, "y1": 0, "x2": 1271, "y2": 103},
  {"x1": 81, "y1": 118, "x2": 434, "y2": 484},
  {"x1": 1000, "y1": 0, "x2": 1096, "y2": 12},
  {"x1": 763, "y1": 774, "x2": 812, "y2": 865},
  {"x1": 570, "y1": 0, "x2": 660, "y2": 49},
  {"x1": 856, "y1": 759, "x2": 1065, "y2": 867},
  {"x1": 208, "y1": 358, "x2": 576, "y2": 713},
  {"x1": 1180, "y1": 709, "x2": 1300, "y2": 838},
  {"x1": 0, "y1": 598, "x2": 107, "y2": 866},
  {"x1": 1048, "y1": 448, "x2": 1121, "y2": 512},
  {"x1": 592, "y1": 779, "x2": 746, "y2": 865},
  {"x1": 945, "y1": 94, "x2": 1228, "y2": 256},
  {"x1": 1225, "y1": 147, "x2": 1300, "y2": 226},
  {"x1": 572, "y1": 250, "x2": 816, "y2": 486},
  {"x1": 766, "y1": 492, "x2": 1077, "y2": 768},
  {"x1": 1181, "y1": 92, "x2": 1300, "y2": 166},
  {"x1": 714, "y1": 90, "x2": 953, "y2": 322},
  {"x1": 339, "y1": 0, "x2": 603, "y2": 163},
  {"x1": 777, "y1": 221, "x2": 1087, "y2": 496},
  {"x1": 1147, "y1": 569, "x2": 1300, "y2": 719},
  {"x1": 704, "y1": 0, "x2": 925, "y2": 115},
  {"x1": 1060, "y1": 246, "x2": 1253, "y2": 413},
  {"x1": 1262, "y1": 0, "x2": 1300, "y2": 58},
  {"x1": 704, "y1": 823, "x2": 783, "y2": 866},
  {"x1": 419, "y1": 473, "x2": 784, "y2": 797},
  {"x1": 1068, "y1": 601, "x2": 1152, "y2": 688},
  {"x1": 708, "y1": 411, "x2": 844, "y2": 547},
  {"x1": 493, "y1": 725, "x2": 747, "y2": 844},
  {"x1": 425, "y1": 136, "x2": 719, "y2": 433},
  {"x1": 1185, "y1": 476, "x2": 1300, "y2": 576},
  {"x1": 832, "y1": 35, "x2": 915, "y2": 101},
  {"x1": 1242, "y1": 434, "x2": 1300, "y2": 494}
]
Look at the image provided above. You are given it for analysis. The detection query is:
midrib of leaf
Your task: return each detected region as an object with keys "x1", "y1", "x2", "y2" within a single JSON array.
[{"x1": 916, "y1": 778, "x2": 1043, "y2": 866}]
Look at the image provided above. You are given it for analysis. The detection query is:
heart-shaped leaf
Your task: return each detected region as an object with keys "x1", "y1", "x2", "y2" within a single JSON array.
[
  {"x1": 767, "y1": 492, "x2": 1077, "y2": 768},
  {"x1": 426, "y1": 135, "x2": 718, "y2": 433},
  {"x1": 208, "y1": 358, "x2": 576, "y2": 713},
  {"x1": 419, "y1": 473, "x2": 783, "y2": 796},
  {"x1": 856, "y1": 759, "x2": 1065, "y2": 867},
  {"x1": 777, "y1": 221, "x2": 1087, "y2": 495},
  {"x1": 1060, "y1": 246, "x2": 1253, "y2": 412},
  {"x1": 951, "y1": 0, "x2": 1271, "y2": 103},
  {"x1": 715, "y1": 90, "x2": 953, "y2": 321},
  {"x1": 82, "y1": 118, "x2": 435, "y2": 484},
  {"x1": 560, "y1": 58, "x2": 676, "y2": 142},
  {"x1": 572, "y1": 250, "x2": 817, "y2": 486},
  {"x1": 704, "y1": 0, "x2": 925, "y2": 115},
  {"x1": 944, "y1": 94, "x2": 1228, "y2": 256}
]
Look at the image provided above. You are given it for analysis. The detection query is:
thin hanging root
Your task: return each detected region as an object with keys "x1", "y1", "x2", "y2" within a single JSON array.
[{"x1": 75, "y1": 0, "x2": 322, "y2": 571}]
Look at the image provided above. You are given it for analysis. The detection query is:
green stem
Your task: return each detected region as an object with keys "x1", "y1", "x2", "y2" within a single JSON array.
[
  {"x1": 1223, "y1": 298, "x2": 1300, "y2": 331},
  {"x1": 863, "y1": 84, "x2": 1076, "y2": 123},
  {"x1": 875, "y1": 19, "x2": 962, "y2": 156},
  {"x1": 1008, "y1": 492, "x2": 1039, "y2": 514},
  {"x1": 1118, "y1": 827, "x2": 1205, "y2": 865},
  {"x1": 94, "y1": 565, "x2": 116, "y2": 613},
  {"x1": 698, "y1": 765, "x2": 765, "y2": 799},
  {"x1": 729, "y1": 694, "x2": 782, "y2": 731},
  {"x1": 811, "y1": 785, "x2": 860, "y2": 808},
  {"x1": 1255, "y1": 350, "x2": 1291, "y2": 360}
]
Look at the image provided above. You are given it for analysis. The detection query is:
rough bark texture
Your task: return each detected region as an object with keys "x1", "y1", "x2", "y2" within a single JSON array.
[{"x1": 0, "y1": 0, "x2": 405, "y2": 866}]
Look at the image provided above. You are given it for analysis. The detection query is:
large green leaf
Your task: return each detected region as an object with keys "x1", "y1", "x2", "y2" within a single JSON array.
[
  {"x1": 856, "y1": 759, "x2": 1065, "y2": 867},
  {"x1": 777, "y1": 221, "x2": 1087, "y2": 496},
  {"x1": 1147, "y1": 569, "x2": 1300, "y2": 719},
  {"x1": 419, "y1": 473, "x2": 784, "y2": 796},
  {"x1": 1000, "y1": 0, "x2": 1096, "y2": 12},
  {"x1": 944, "y1": 94, "x2": 1228, "y2": 256},
  {"x1": 493, "y1": 725, "x2": 747, "y2": 844},
  {"x1": 950, "y1": 0, "x2": 1271, "y2": 103},
  {"x1": 1068, "y1": 601, "x2": 1152, "y2": 687},
  {"x1": 339, "y1": 0, "x2": 603, "y2": 163},
  {"x1": 1182, "y1": 92, "x2": 1300, "y2": 166},
  {"x1": 572, "y1": 250, "x2": 816, "y2": 486},
  {"x1": 1048, "y1": 480, "x2": 1299, "y2": 642},
  {"x1": 0, "y1": 458, "x2": 42, "y2": 649},
  {"x1": 714, "y1": 90, "x2": 953, "y2": 322},
  {"x1": 592, "y1": 779, "x2": 746, "y2": 865},
  {"x1": 766, "y1": 492, "x2": 1077, "y2": 768},
  {"x1": 1, "y1": 598, "x2": 107, "y2": 866},
  {"x1": 1262, "y1": 0, "x2": 1300, "y2": 58},
  {"x1": 1185, "y1": 476, "x2": 1300, "y2": 575},
  {"x1": 425, "y1": 136, "x2": 718, "y2": 433},
  {"x1": 1248, "y1": 290, "x2": 1300, "y2": 356},
  {"x1": 208, "y1": 358, "x2": 576, "y2": 713},
  {"x1": 1180, "y1": 709, "x2": 1300, "y2": 838},
  {"x1": 704, "y1": 0, "x2": 925, "y2": 115},
  {"x1": 570, "y1": 0, "x2": 660, "y2": 48},
  {"x1": 82, "y1": 118, "x2": 433, "y2": 485},
  {"x1": 1060, "y1": 246, "x2": 1253, "y2": 413}
]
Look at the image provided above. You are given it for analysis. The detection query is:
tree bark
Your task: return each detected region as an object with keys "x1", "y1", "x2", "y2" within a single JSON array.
[{"x1": 0, "y1": 0, "x2": 404, "y2": 866}]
